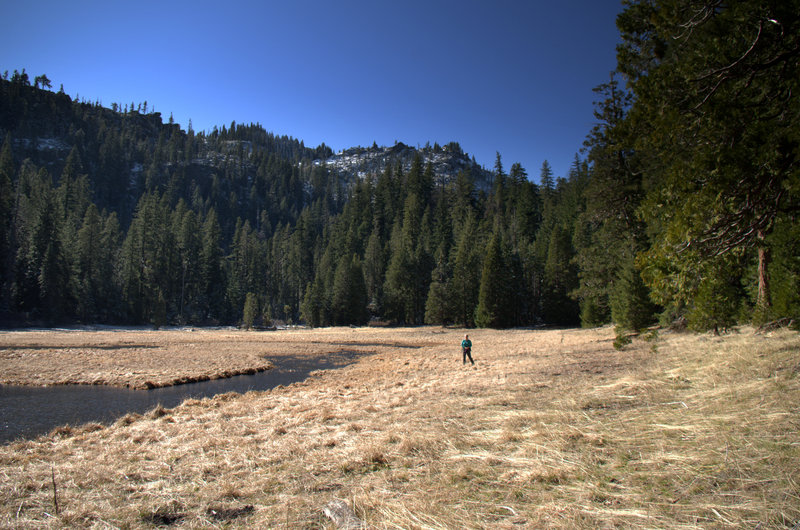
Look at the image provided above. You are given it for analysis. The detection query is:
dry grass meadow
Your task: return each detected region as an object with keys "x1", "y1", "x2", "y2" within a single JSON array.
[
  {"x1": 0, "y1": 325, "x2": 798, "y2": 528},
  {"x1": 0, "y1": 328, "x2": 278, "y2": 389}
]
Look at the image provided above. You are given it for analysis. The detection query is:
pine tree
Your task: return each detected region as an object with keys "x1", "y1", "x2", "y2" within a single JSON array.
[
  {"x1": 539, "y1": 161, "x2": 554, "y2": 196},
  {"x1": 684, "y1": 254, "x2": 744, "y2": 334},
  {"x1": 383, "y1": 192, "x2": 432, "y2": 325},
  {"x1": 424, "y1": 241, "x2": 452, "y2": 325},
  {"x1": 506, "y1": 162, "x2": 540, "y2": 251},
  {"x1": 449, "y1": 213, "x2": 481, "y2": 327},
  {"x1": 488, "y1": 152, "x2": 507, "y2": 227},
  {"x1": 541, "y1": 224, "x2": 579, "y2": 325},
  {"x1": 451, "y1": 169, "x2": 476, "y2": 240},
  {"x1": 0, "y1": 135, "x2": 15, "y2": 308},
  {"x1": 331, "y1": 253, "x2": 369, "y2": 325},
  {"x1": 98, "y1": 212, "x2": 123, "y2": 321},
  {"x1": 174, "y1": 204, "x2": 202, "y2": 323},
  {"x1": 74, "y1": 204, "x2": 103, "y2": 321},
  {"x1": 22, "y1": 170, "x2": 70, "y2": 321},
  {"x1": 57, "y1": 156, "x2": 93, "y2": 312},
  {"x1": 363, "y1": 228, "x2": 384, "y2": 316},
  {"x1": 610, "y1": 257, "x2": 657, "y2": 332},
  {"x1": 152, "y1": 288, "x2": 167, "y2": 329},
  {"x1": 119, "y1": 193, "x2": 154, "y2": 322},
  {"x1": 475, "y1": 232, "x2": 512, "y2": 328},
  {"x1": 405, "y1": 153, "x2": 432, "y2": 209},
  {"x1": 413, "y1": 206, "x2": 434, "y2": 321},
  {"x1": 331, "y1": 254, "x2": 353, "y2": 325},
  {"x1": 767, "y1": 217, "x2": 800, "y2": 322},
  {"x1": 227, "y1": 220, "x2": 256, "y2": 320},
  {"x1": 384, "y1": 222, "x2": 416, "y2": 324},
  {"x1": 302, "y1": 243, "x2": 337, "y2": 327},
  {"x1": 242, "y1": 292, "x2": 259, "y2": 329},
  {"x1": 573, "y1": 76, "x2": 650, "y2": 328},
  {"x1": 57, "y1": 147, "x2": 90, "y2": 222},
  {"x1": 301, "y1": 277, "x2": 326, "y2": 327},
  {"x1": 200, "y1": 209, "x2": 225, "y2": 322}
]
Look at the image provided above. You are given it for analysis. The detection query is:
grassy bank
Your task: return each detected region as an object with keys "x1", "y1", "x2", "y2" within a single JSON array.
[
  {"x1": 0, "y1": 328, "x2": 282, "y2": 389},
  {"x1": 1, "y1": 326, "x2": 798, "y2": 528}
]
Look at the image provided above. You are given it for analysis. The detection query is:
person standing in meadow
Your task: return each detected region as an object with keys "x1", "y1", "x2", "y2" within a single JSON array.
[{"x1": 461, "y1": 334, "x2": 474, "y2": 365}]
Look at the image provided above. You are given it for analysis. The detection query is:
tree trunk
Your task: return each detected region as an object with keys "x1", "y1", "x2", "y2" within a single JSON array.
[{"x1": 756, "y1": 229, "x2": 771, "y2": 312}]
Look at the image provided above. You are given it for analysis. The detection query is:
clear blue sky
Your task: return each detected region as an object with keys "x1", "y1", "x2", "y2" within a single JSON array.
[{"x1": 1, "y1": 0, "x2": 623, "y2": 181}]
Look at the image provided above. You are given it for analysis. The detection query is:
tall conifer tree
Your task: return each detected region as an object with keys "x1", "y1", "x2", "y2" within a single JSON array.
[
  {"x1": 618, "y1": 0, "x2": 800, "y2": 326},
  {"x1": 475, "y1": 232, "x2": 512, "y2": 328}
]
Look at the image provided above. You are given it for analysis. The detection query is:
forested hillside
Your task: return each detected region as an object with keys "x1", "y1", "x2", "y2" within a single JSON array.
[
  {"x1": 0, "y1": 72, "x2": 577, "y2": 329},
  {"x1": 1, "y1": 0, "x2": 798, "y2": 333}
]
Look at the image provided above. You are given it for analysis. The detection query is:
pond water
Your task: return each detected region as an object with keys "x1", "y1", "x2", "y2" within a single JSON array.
[{"x1": 0, "y1": 354, "x2": 354, "y2": 444}]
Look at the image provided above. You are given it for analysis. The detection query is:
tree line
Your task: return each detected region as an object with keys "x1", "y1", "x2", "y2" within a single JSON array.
[
  {"x1": 1, "y1": 0, "x2": 799, "y2": 335},
  {"x1": 0, "y1": 71, "x2": 587, "y2": 329}
]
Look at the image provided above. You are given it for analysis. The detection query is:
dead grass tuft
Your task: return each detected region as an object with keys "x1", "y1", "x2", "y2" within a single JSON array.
[
  {"x1": 206, "y1": 504, "x2": 255, "y2": 522},
  {"x1": 398, "y1": 435, "x2": 443, "y2": 458},
  {"x1": 146, "y1": 403, "x2": 169, "y2": 419},
  {"x1": 47, "y1": 425, "x2": 74, "y2": 438},
  {"x1": 114, "y1": 412, "x2": 141, "y2": 426},
  {"x1": 140, "y1": 503, "x2": 185, "y2": 526},
  {"x1": 362, "y1": 448, "x2": 390, "y2": 469}
]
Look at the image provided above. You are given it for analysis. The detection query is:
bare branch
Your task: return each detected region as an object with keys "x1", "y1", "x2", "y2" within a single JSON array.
[
  {"x1": 675, "y1": 1, "x2": 725, "y2": 41},
  {"x1": 696, "y1": 19, "x2": 764, "y2": 82}
]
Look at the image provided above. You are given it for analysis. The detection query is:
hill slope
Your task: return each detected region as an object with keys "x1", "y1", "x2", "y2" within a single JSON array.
[
  {"x1": 4, "y1": 77, "x2": 539, "y2": 328},
  {"x1": 1, "y1": 78, "x2": 491, "y2": 224}
]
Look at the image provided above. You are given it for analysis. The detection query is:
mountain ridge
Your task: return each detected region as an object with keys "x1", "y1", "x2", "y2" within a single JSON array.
[
  {"x1": 0, "y1": 77, "x2": 493, "y2": 202},
  {"x1": 312, "y1": 141, "x2": 493, "y2": 190}
]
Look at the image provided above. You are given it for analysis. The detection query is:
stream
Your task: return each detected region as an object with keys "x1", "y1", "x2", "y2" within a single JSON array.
[{"x1": 0, "y1": 353, "x2": 356, "y2": 444}]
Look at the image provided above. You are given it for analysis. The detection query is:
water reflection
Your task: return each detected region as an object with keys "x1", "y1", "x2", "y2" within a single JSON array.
[{"x1": 0, "y1": 354, "x2": 349, "y2": 443}]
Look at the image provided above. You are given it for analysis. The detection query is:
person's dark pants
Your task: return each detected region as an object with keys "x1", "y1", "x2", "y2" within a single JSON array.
[{"x1": 463, "y1": 347, "x2": 474, "y2": 365}]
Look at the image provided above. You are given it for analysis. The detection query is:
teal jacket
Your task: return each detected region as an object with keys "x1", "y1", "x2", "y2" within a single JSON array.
[{"x1": 461, "y1": 339, "x2": 472, "y2": 349}]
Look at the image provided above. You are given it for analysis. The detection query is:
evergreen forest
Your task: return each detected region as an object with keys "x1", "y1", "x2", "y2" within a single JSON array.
[{"x1": 1, "y1": 0, "x2": 798, "y2": 334}]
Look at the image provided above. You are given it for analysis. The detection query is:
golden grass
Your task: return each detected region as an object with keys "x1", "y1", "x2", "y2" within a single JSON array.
[
  {"x1": 0, "y1": 328, "x2": 284, "y2": 388},
  {"x1": 0, "y1": 325, "x2": 798, "y2": 528}
]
